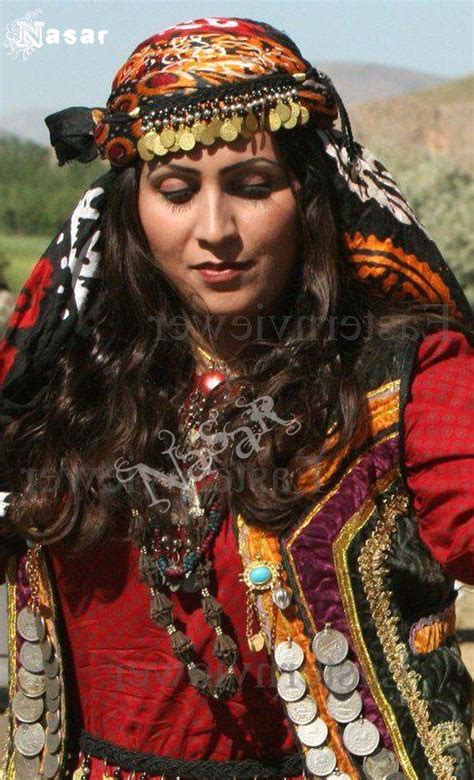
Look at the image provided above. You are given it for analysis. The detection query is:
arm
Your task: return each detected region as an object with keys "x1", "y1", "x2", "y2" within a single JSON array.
[{"x1": 402, "y1": 328, "x2": 474, "y2": 584}]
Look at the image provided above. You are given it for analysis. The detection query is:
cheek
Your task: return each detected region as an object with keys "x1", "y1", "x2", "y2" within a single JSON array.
[
  {"x1": 137, "y1": 187, "x2": 184, "y2": 261},
  {"x1": 251, "y1": 195, "x2": 300, "y2": 261}
]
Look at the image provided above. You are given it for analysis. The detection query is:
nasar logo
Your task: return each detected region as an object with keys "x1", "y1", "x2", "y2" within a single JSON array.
[{"x1": 3, "y1": 8, "x2": 109, "y2": 60}]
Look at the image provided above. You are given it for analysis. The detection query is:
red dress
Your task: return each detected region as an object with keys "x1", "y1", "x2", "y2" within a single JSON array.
[{"x1": 38, "y1": 329, "x2": 474, "y2": 776}]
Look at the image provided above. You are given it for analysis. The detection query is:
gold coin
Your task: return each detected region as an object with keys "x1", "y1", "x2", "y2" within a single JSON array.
[
  {"x1": 143, "y1": 131, "x2": 158, "y2": 151},
  {"x1": 160, "y1": 128, "x2": 176, "y2": 149},
  {"x1": 191, "y1": 122, "x2": 204, "y2": 140},
  {"x1": 283, "y1": 113, "x2": 298, "y2": 130},
  {"x1": 200, "y1": 127, "x2": 215, "y2": 146},
  {"x1": 299, "y1": 106, "x2": 310, "y2": 125},
  {"x1": 152, "y1": 136, "x2": 169, "y2": 156},
  {"x1": 220, "y1": 120, "x2": 238, "y2": 142},
  {"x1": 231, "y1": 115, "x2": 242, "y2": 132},
  {"x1": 180, "y1": 131, "x2": 196, "y2": 151},
  {"x1": 209, "y1": 118, "x2": 223, "y2": 139},
  {"x1": 137, "y1": 137, "x2": 154, "y2": 161},
  {"x1": 244, "y1": 112, "x2": 258, "y2": 133},
  {"x1": 290, "y1": 100, "x2": 301, "y2": 118},
  {"x1": 276, "y1": 102, "x2": 291, "y2": 122},
  {"x1": 268, "y1": 109, "x2": 282, "y2": 132}
]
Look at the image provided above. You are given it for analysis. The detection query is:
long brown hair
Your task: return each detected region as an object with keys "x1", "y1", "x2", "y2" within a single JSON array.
[{"x1": 1, "y1": 125, "x2": 470, "y2": 554}]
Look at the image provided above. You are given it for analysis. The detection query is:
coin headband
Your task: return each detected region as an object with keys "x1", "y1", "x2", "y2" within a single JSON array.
[{"x1": 44, "y1": 17, "x2": 356, "y2": 170}]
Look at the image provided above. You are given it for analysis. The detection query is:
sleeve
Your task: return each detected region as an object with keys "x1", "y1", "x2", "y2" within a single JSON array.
[{"x1": 402, "y1": 328, "x2": 474, "y2": 585}]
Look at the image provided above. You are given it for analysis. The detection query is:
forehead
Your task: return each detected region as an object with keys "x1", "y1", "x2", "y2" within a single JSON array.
[{"x1": 145, "y1": 130, "x2": 285, "y2": 174}]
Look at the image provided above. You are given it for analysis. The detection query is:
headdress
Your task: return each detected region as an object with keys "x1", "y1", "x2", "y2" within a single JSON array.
[{"x1": 0, "y1": 16, "x2": 471, "y2": 435}]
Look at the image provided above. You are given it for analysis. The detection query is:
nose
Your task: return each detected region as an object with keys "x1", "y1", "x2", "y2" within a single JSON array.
[{"x1": 194, "y1": 186, "x2": 239, "y2": 248}]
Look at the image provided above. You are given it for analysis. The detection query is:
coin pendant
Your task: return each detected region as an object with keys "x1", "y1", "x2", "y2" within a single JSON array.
[
  {"x1": 363, "y1": 747, "x2": 400, "y2": 779},
  {"x1": 40, "y1": 636, "x2": 53, "y2": 662},
  {"x1": 276, "y1": 102, "x2": 292, "y2": 122},
  {"x1": 142, "y1": 131, "x2": 158, "y2": 151},
  {"x1": 244, "y1": 112, "x2": 258, "y2": 133},
  {"x1": 152, "y1": 136, "x2": 168, "y2": 157},
  {"x1": 276, "y1": 670, "x2": 307, "y2": 702},
  {"x1": 220, "y1": 121, "x2": 238, "y2": 142},
  {"x1": 179, "y1": 131, "x2": 196, "y2": 151},
  {"x1": 268, "y1": 109, "x2": 282, "y2": 132},
  {"x1": 305, "y1": 745, "x2": 336, "y2": 776},
  {"x1": 286, "y1": 695, "x2": 317, "y2": 725},
  {"x1": 296, "y1": 716, "x2": 328, "y2": 748},
  {"x1": 14, "y1": 723, "x2": 45, "y2": 757},
  {"x1": 17, "y1": 606, "x2": 41, "y2": 642},
  {"x1": 160, "y1": 129, "x2": 176, "y2": 149},
  {"x1": 299, "y1": 106, "x2": 310, "y2": 125},
  {"x1": 20, "y1": 642, "x2": 44, "y2": 674},
  {"x1": 18, "y1": 667, "x2": 46, "y2": 699},
  {"x1": 323, "y1": 659, "x2": 359, "y2": 695},
  {"x1": 200, "y1": 127, "x2": 215, "y2": 146},
  {"x1": 14, "y1": 751, "x2": 40, "y2": 779},
  {"x1": 209, "y1": 118, "x2": 223, "y2": 139},
  {"x1": 45, "y1": 675, "x2": 60, "y2": 698},
  {"x1": 137, "y1": 137, "x2": 154, "y2": 162},
  {"x1": 12, "y1": 690, "x2": 44, "y2": 723},
  {"x1": 45, "y1": 691, "x2": 60, "y2": 712},
  {"x1": 46, "y1": 729, "x2": 61, "y2": 754},
  {"x1": 326, "y1": 690, "x2": 363, "y2": 723},
  {"x1": 274, "y1": 640, "x2": 304, "y2": 672},
  {"x1": 43, "y1": 752, "x2": 60, "y2": 778},
  {"x1": 343, "y1": 718, "x2": 380, "y2": 757},
  {"x1": 312, "y1": 627, "x2": 349, "y2": 666},
  {"x1": 44, "y1": 655, "x2": 59, "y2": 678},
  {"x1": 46, "y1": 709, "x2": 60, "y2": 733},
  {"x1": 34, "y1": 613, "x2": 46, "y2": 641}
]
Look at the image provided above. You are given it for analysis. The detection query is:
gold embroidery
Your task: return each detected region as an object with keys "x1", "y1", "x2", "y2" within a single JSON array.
[
  {"x1": 357, "y1": 483, "x2": 460, "y2": 779},
  {"x1": 333, "y1": 470, "x2": 418, "y2": 779},
  {"x1": 431, "y1": 722, "x2": 472, "y2": 754}
]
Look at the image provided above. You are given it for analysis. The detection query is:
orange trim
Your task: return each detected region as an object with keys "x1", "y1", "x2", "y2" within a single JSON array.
[
  {"x1": 237, "y1": 520, "x2": 359, "y2": 778},
  {"x1": 411, "y1": 603, "x2": 456, "y2": 655}
]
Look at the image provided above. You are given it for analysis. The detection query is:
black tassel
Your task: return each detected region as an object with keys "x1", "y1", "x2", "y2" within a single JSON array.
[
  {"x1": 213, "y1": 633, "x2": 238, "y2": 665},
  {"x1": 44, "y1": 106, "x2": 101, "y2": 167},
  {"x1": 150, "y1": 591, "x2": 172, "y2": 626},
  {"x1": 214, "y1": 670, "x2": 239, "y2": 699}
]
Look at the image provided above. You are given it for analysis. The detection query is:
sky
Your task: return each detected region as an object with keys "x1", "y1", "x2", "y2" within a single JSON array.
[{"x1": 1, "y1": 0, "x2": 473, "y2": 118}]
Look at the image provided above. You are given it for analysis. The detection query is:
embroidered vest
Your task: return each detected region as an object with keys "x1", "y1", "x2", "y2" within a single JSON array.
[{"x1": 1, "y1": 331, "x2": 472, "y2": 779}]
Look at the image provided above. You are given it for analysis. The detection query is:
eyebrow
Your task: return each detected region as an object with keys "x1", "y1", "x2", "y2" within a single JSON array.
[{"x1": 148, "y1": 157, "x2": 287, "y2": 177}]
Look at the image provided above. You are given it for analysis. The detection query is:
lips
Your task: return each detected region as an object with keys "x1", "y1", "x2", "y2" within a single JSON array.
[{"x1": 191, "y1": 261, "x2": 252, "y2": 269}]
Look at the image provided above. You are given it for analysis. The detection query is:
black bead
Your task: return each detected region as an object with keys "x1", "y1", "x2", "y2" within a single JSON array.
[{"x1": 113, "y1": 770, "x2": 121, "y2": 779}]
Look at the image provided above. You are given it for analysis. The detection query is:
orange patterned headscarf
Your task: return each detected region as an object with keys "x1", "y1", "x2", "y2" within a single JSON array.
[{"x1": 45, "y1": 17, "x2": 345, "y2": 169}]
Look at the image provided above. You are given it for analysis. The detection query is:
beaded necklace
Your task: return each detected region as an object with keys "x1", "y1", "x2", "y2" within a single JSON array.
[{"x1": 130, "y1": 345, "x2": 242, "y2": 700}]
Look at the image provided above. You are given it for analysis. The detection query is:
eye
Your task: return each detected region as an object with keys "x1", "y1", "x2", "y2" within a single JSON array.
[
  {"x1": 229, "y1": 176, "x2": 273, "y2": 199},
  {"x1": 158, "y1": 187, "x2": 195, "y2": 210}
]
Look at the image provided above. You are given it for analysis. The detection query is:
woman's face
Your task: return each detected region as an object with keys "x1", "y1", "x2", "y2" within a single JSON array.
[{"x1": 137, "y1": 131, "x2": 302, "y2": 319}]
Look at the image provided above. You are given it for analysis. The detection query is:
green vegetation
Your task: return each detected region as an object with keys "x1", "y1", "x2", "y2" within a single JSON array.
[{"x1": 0, "y1": 113, "x2": 472, "y2": 307}]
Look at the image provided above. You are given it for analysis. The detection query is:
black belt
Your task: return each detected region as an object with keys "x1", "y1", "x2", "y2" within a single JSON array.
[{"x1": 79, "y1": 730, "x2": 304, "y2": 779}]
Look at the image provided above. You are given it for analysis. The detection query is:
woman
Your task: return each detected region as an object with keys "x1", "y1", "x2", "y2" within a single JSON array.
[{"x1": 0, "y1": 16, "x2": 473, "y2": 780}]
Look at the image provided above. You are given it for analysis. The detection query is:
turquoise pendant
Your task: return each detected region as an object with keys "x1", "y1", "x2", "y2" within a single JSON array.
[
  {"x1": 241, "y1": 555, "x2": 280, "y2": 592},
  {"x1": 249, "y1": 565, "x2": 272, "y2": 585}
]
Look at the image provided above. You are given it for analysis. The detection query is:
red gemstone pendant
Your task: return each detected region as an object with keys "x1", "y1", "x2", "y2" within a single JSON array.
[{"x1": 198, "y1": 369, "x2": 226, "y2": 395}]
